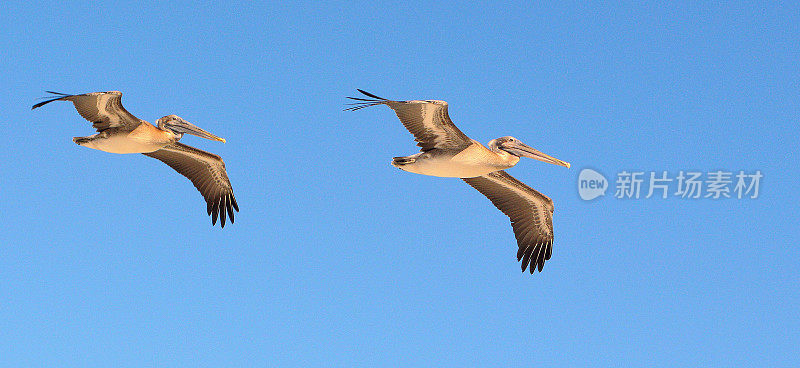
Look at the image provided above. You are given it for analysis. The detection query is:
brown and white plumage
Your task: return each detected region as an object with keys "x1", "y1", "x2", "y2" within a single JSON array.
[
  {"x1": 144, "y1": 143, "x2": 239, "y2": 227},
  {"x1": 346, "y1": 89, "x2": 472, "y2": 151},
  {"x1": 33, "y1": 90, "x2": 239, "y2": 227},
  {"x1": 347, "y1": 90, "x2": 569, "y2": 273},
  {"x1": 463, "y1": 171, "x2": 554, "y2": 273},
  {"x1": 32, "y1": 91, "x2": 142, "y2": 132}
]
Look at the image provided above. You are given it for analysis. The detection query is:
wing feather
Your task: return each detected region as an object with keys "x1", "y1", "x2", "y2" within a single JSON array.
[
  {"x1": 346, "y1": 89, "x2": 472, "y2": 151},
  {"x1": 462, "y1": 170, "x2": 555, "y2": 273},
  {"x1": 143, "y1": 142, "x2": 239, "y2": 228},
  {"x1": 32, "y1": 91, "x2": 142, "y2": 131}
]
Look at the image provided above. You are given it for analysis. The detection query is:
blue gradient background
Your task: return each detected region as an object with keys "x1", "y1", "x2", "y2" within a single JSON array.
[{"x1": 1, "y1": 2, "x2": 798, "y2": 367}]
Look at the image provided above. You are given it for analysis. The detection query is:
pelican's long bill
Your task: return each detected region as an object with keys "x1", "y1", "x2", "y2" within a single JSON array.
[
  {"x1": 166, "y1": 117, "x2": 226, "y2": 143},
  {"x1": 500, "y1": 140, "x2": 570, "y2": 169}
]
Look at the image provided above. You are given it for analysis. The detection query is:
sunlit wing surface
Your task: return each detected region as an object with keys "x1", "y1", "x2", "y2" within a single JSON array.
[
  {"x1": 32, "y1": 91, "x2": 142, "y2": 131},
  {"x1": 346, "y1": 89, "x2": 472, "y2": 151},
  {"x1": 143, "y1": 143, "x2": 239, "y2": 227},
  {"x1": 463, "y1": 170, "x2": 555, "y2": 273}
]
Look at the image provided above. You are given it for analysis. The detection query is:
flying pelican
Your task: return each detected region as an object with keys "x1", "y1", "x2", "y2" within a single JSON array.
[
  {"x1": 346, "y1": 90, "x2": 570, "y2": 273},
  {"x1": 33, "y1": 91, "x2": 239, "y2": 227}
]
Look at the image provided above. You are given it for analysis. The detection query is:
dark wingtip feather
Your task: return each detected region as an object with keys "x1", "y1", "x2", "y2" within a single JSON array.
[
  {"x1": 520, "y1": 248, "x2": 531, "y2": 272},
  {"x1": 226, "y1": 195, "x2": 235, "y2": 224},
  {"x1": 207, "y1": 192, "x2": 238, "y2": 228},
  {"x1": 345, "y1": 105, "x2": 376, "y2": 111},
  {"x1": 356, "y1": 89, "x2": 388, "y2": 100},
  {"x1": 518, "y1": 243, "x2": 551, "y2": 274},
  {"x1": 343, "y1": 102, "x2": 384, "y2": 112},
  {"x1": 32, "y1": 91, "x2": 72, "y2": 110},
  {"x1": 344, "y1": 89, "x2": 391, "y2": 111},
  {"x1": 346, "y1": 97, "x2": 379, "y2": 102},
  {"x1": 219, "y1": 197, "x2": 227, "y2": 228},
  {"x1": 32, "y1": 97, "x2": 62, "y2": 110},
  {"x1": 211, "y1": 200, "x2": 219, "y2": 225}
]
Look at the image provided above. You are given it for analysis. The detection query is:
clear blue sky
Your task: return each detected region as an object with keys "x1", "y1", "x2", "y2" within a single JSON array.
[{"x1": 1, "y1": 1, "x2": 798, "y2": 367}]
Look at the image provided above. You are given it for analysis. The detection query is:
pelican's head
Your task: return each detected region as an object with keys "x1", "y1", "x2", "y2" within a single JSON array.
[
  {"x1": 156, "y1": 115, "x2": 226, "y2": 143},
  {"x1": 489, "y1": 136, "x2": 570, "y2": 168}
]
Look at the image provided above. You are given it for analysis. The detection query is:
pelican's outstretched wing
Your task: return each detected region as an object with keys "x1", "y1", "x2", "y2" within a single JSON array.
[
  {"x1": 143, "y1": 143, "x2": 239, "y2": 228},
  {"x1": 346, "y1": 89, "x2": 472, "y2": 151},
  {"x1": 462, "y1": 170, "x2": 555, "y2": 273},
  {"x1": 32, "y1": 91, "x2": 141, "y2": 131}
]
